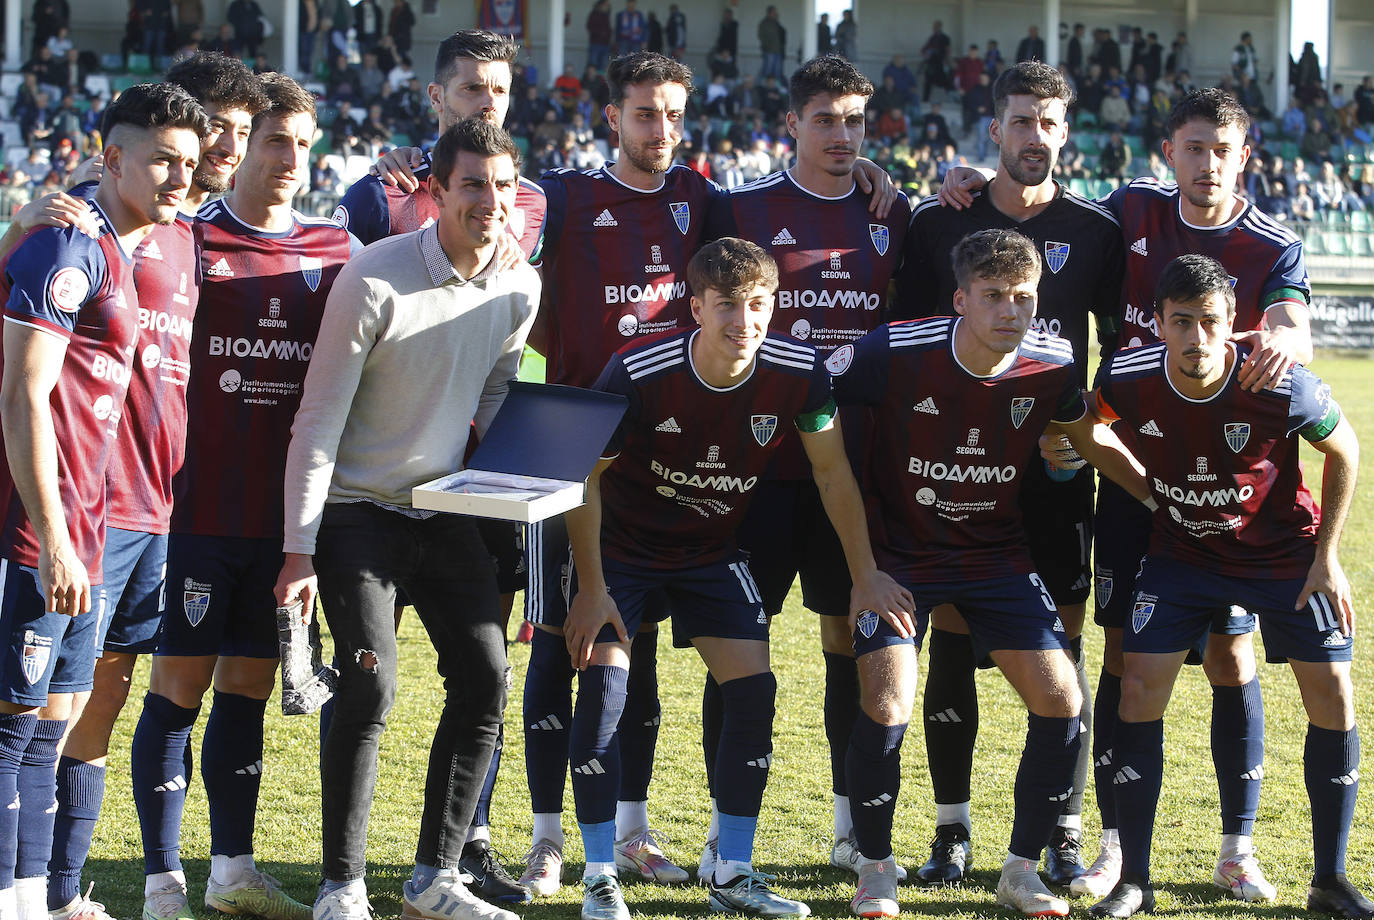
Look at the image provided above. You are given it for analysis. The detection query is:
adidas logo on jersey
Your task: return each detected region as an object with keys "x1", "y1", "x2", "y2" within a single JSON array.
[
  {"x1": 928, "y1": 708, "x2": 962, "y2": 723},
  {"x1": 913, "y1": 397, "x2": 939, "y2": 415},
  {"x1": 573, "y1": 758, "x2": 607, "y2": 775},
  {"x1": 529, "y1": 715, "x2": 564, "y2": 731},
  {"x1": 1130, "y1": 237, "x2": 1148, "y2": 256},
  {"x1": 746, "y1": 755, "x2": 772, "y2": 769},
  {"x1": 1138, "y1": 419, "x2": 1164, "y2": 437},
  {"x1": 206, "y1": 258, "x2": 234, "y2": 277},
  {"x1": 771, "y1": 228, "x2": 797, "y2": 245},
  {"x1": 142, "y1": 239, "x2": 163, "y2": 260},
  {"x1": 1112, "y1": 766, "x2": 1142, "y2": 785},
  {"x1": 154, "y1": 774, "x2": 188, "y2": 793},
  {"x1": 235, "y1": 760, "x2": 263, "y2": 776},
  {"x1": 593, "y1": 209, "x2": 618, "y2": 227},
  {"x1": 655, "y1": 417, "x2": 683, "y2": 433},
  {"x1": 860, "y1": 793, "x2": 892, "y2": 807}
]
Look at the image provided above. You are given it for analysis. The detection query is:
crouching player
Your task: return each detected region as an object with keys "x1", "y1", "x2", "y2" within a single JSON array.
[
  {"x1": 828, "y1": 228, "x2": 1148, "y2": 918},
  {"x1": 564, "y1": 238, "x2": 912, "y2": 920},
  {"x1": 1051, "y1": 254, "x2": 1372, "y2": 919}
]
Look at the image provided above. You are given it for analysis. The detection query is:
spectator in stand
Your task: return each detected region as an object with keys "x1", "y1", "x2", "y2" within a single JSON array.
[
  {"x1": 708, "y1": 46, "x2": 737, "y2": 81},
  {"x1": 870, "y1": 75, "x2": 904, "y2": 121},
  {"x1": 1092, "y1": 26, "x2": 1121, "y2": 75},
  {"x1": 226, "y1": 0, "x2": 264, "y2": 56},
  {"x1": 816, "y1": 13, "x2": 831, "y2": 55},
  {"x1": 582, "y1": 64, "x2": 608, "y2": 106},
  {"x1": 1258, "y1": 178, "x2": 1289, "y2": 219},
  {"x1": 297, "y1": 0, "x2": 319, "y2": 76},
  {"x1": 1125, "y1": 26, "x2": 1145, "y2": 74},
  {"x1": 1290, "y1": 180, "x2": 1316, "y2": 221},
  {"x1": 357, "y1": 101, "x2": 391, "y2": 155},
  {"x1": 1077, "y1": 62, "x2": 1103, "y2": 123},
  {"x1": 30, "y1": 0, "x2": 68, "y2": 55},
  {"x1": 646, "y1": 11, "x2": 662, "y2": 53},
  {"x1": 921, "y1": 101, "x2": 952, "y2": 145},
  {"x1": 1099, "y1": 83, "x2": 1130, "y2": 131},
  {"x1": 44, "y1": 24, "x2": 71, "y2": 57},
  {"x1": 686, "y1": 146, "x2": 710, "y2": 179},
  {"x1": 332, "y1": 99, "x2": 367, "y2": 156},
  {"x1": 553, "y1": 65, "x2": 581, "y2": 115},
  {"x1": 666, "y1": 4, "x2": 685, "y2": 59},
  {"x1": 759, "y1": 75, "x2": 784, "y2": 122},
  {"x1": 1282, "y1": 95, "x2": 1306, "y2": 137},
  {"x1": 1066, "y1": 23, "x2": 1085, "y2": 80},
  {"x1": 358, "y1": 50, "x2": 386, "y2": 103},
  {"x1": 955, "y1": 44, "x2": 983, "y2": 99},
  {"x1": 1015, "y1": 24, "x2": 1044, "y2": 63},
  {"x1": 511, "y1": 83, "x2": 550, "y2": 137},
  {"x1": 1285, "y1": 155, "x2": 1312, "y2": 192},
  {"x1": 352, "y1": 0, "x2": 382, "y2": 52},
  {"x1": 914, "y1": 120, "x2": 948, "y2": 157},
  {"x1": 176, "y1": 0, "x2": 203, "y2": 44},
  {"x1": 1143, "y1": 86, "x2": 1171, "y2": 149},
  {"x1": 1313, "y1": 160, "x2": 1358, "y2": 213},
  {"x1": 1354, "y1": 165, "x2": 1374, "y2": 209},
  {"x1": 873, "y1": 145, "x2": 910, "y2": 186},
  {"x1": 757, "y1": 6, "x2": 785, "y2": 80},
  {"x1": 883, "y1": 54, "x2": 917, "y2": 106},
  {"x1": 24, "y1": 45, "x2": 62, "y2": 97},
  {"x1": 202, "y1": 21, "x2": 232, "y2": 54},
  {"x1": 386, "y1": 0, "x2": 413, "y2": 55},
  {"x1": 614, "y1": 0, "x2": 646, "y2": 54},
  {"x1": 311, "y1": 153, "x2": 342, "y2": 194},
  {"x1": 1173, "y1": 68, "x2": 1195, "y2": 94},
  {"x1": 705, "y1": 73, "x2": 737, "y2": 119},
  {"x1": 1308, "y1": 89, "x2": 1340, "y2": 135},
  {"x1": 0, "y1": 168, "x2": 32, "y2": 214},
  {"x1": 769, "y1": 138, "x2": 793, "y2": 171},
  {"x1": 387, "y1": 53, "x2": 414, "y2": 90},
  {"x1": 1355, "y1": 76, "x2": 1374, "y2": 125},
  {"x1": 1330, "y1": 82, "x2": 1347, "y2": 111},
  {"x1": 585, "y1": 0, "x2": 610, "y2": 71},
  {"x1": 834, "y1": 9, "x2": 855, "y2": 60},
  {"x1": 1097, "y1": 129, "x2": 1131, "y2": 180},
  {"x1": 710, "y1": 138, "x2": 742, "y2": 187},
  {"x1": 966, "y1": 70, "x2": 993, "y2": 158},
  {"x1": 52, "y1": 46, "x2": 81, "y2": 95},
  {"x1": 532, "y1": 107, "x2": 564, "y2": 150},
  {"x1": 80, "y1": 94, "x2": 105, "y2": 138},
  {"x1": 137, "y1": 0, "x2": 173, "y2": 57},
  {"x1": 1295, "y1": 41, "x2": 1321, "y2": 94},
  {"x1": 50, "y1": 91, "x2": 82, "y2": 147},
  {"x1": 687, "y1": 113, "x2": 714, "y2": 154},
  {"x1": 1167, "y1": 32, "x2": 1191, "y2": 82},
  {"x1": 1243, "y1": 155, "x2": 1273, "y2": 202},
  {"x1": 1237, "y1": 72, "x2": 1269, "y2": 119},
  {"x1": 920, "y1": 21, "x2": 952, "y2": 100},
  {"x1": 1231, "y1": 31, "x2": 1258, "y2": 82},
  {"x1": 714, "y1": 8, "x2": 737, "y2": 61},
  {"x1": 327, "y1": 52, "x2": 360, "y2": 102},
  {"x1": 1302, "y1": 117, "x2": 1334, "y2": 164},
  {"x1": 572, "y1": 137, "x2": 605, "y2": 169},
  {"x1": 732, "y1": 73, "x2": 760, "y2": 114},
  {"x1": 20, "y1": 89, "x2": 55, "y2": 150},
  {"x1": 984, "y1": 39, "x2": 1003, "y2": 76},
  {"x1": 876, "y1": 106, "x2": 909, "y2": 145},
  {"x1": 1128, "y1": 63, "x2": 1151, "y2": 122},
  {"x1": 935, "y1": 141, "x2": 964, "y2": 179},
  {"x1": 737, "y1": 137, "x2": 771, "y2": 181}
]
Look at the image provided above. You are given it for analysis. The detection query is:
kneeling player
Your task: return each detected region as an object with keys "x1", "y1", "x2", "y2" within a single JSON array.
[
  {"x1": 829, "y1": 229, "x2": 1146, "y2": 918},
  {"x1": 565, "y1": 238, "x2": 910, "y2": 920},
  {"x1": 1054, "y1": 255, "x2": 1372, "y2": 920}
]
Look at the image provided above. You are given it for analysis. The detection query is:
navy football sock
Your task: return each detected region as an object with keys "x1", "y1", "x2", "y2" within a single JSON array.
[
  {"x1": 0, "y1": 713, "x2": 37, "y2": 888},
  {"x1": 524, "y1": 629, "x2": 574, "y2": 815},
  {"x1": 1092, "y1": 670, "x2": 1122, "y2": 829},
  {"x1": 714, "y1": 673, "x2": 776, "y2": 864},
  {"x1": 48, "y1": 757, "x2": 104, "y2": 909},
  {"x1": 131, "y1": 693, "x2": 198, "y2": 875},
  {"x1": 1306, "y1": 724, "x2": 1359, "y2": 878},
  {"x1": 1009, "y1": 713, "x2": 1079, "y2": 861},
  {"x1": 1212, "y1": 677, "x2": 1264, "y2": 837},
  {"x1": 617, "y1": 630, "x2": 660, "y2": 804},
  {"x1": 922, "y1": 629, "x2": 979, "y2": 805},
  {"x1": 702, "y1": 674, "x2": 722, "y2": 796},
  {"x1": 472, "y1": 723, "x2": 502, "y2": 829},
  {"x1": 1112, "y1": 718, "x2": 1164, "y2": 883},
  {"x1": 1066, "y1": 636, "x2": 1090, "y2": 820},
  {"x1": 823, "y1": 651, "x2": 858, "y2": 797},
  {"x1": 569, "y1": 665, "x2": 627, "y2": 826},
  {"x1": 845, "y1": 712, "x2": 906, "y2": 860},
  {"x1": 200, "y1": 691, "x2": 266, "y2": 857},
  {"x1": 16, "y1": 718, "x2": 65, "y2": 879}
]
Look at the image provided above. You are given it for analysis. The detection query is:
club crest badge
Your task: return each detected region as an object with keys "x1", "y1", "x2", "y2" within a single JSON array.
[
  {"x1": 869, "y1": 223, "x2": 889, "y2": 256},
  {"x1": 1131, "y1": 596, "x2": 1157, "y2": 634},
  {"x1": 1045, "y1": 241, "x2": 1070, "y2": 274},
  {"x1": 751, "y1": 414, "x2": 778, "y2": 446},
  {"x1": 670, "y1": 201, "x2": 690, "y2": 235},
  {"x1": 1010, "y1": 397, "x2": 1035, "y2": 429},
  {"x1": 1095, "y1": 574, "x2": 1113, "y2": 608},
  {"x1": 184, "y1": 590, "x2": 211, "y2": 627},
  {"x1": 857, "y1": 610, "x2": 879, "y2": 639},
  {"x1": 300, "y1": 256, "x2": 323, "y2": 293},
  {"x1": 19, "y1": 630, "x2": 50, "y2": 686},
  {"x1": 1224, "y1": 422, "x2": 1250, "y2": 453}
]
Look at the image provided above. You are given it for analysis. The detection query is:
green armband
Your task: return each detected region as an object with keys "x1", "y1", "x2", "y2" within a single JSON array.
[
  {"x1": 1300, "y1": 401, "x2": 1342, "y2": 442},
  {"x1": 796, "y1": 396, "x2": 838, "y2": 433}
]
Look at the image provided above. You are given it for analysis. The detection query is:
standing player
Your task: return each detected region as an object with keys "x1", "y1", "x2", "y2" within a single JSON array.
[
  {"x1": 129, "y1": 73, "x2": 356, "y2": 920},
  {"x1": 704, "y1": 53, "x2": 909, "y2": 878},
  {"x1": 941, "y1": 87, "x2": 1313, "y2": 899},
  {"x1": 1051, "y1": 255, "x2": 1372, "y2": 920},
  {"x1": 892, "y1": 60, "x2": 1124, "y2": 886},
  {"x1": 829, "y1": 229, "x2": 1145, "y2": 919},
  {"x1": 566, "y1": 237, "x2": 911, "y2": 920},
  {"x1": 37, "y1": 54, "x2": 268, "y2": 920},
  {"x1": 0, "y1": 82, "x2": 204, "y2": 919}
]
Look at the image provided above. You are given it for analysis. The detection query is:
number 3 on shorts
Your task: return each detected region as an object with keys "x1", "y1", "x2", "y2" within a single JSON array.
[{"x1": 1028, "y1": 573, "x2": 1056, "y2": 612}]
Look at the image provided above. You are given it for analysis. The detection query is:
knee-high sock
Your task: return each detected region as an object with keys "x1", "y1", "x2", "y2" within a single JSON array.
[
  {"x1": 1306, "y1": 724, "x2": 1359, "y2": 878},
  {"x1": 0, "y1": 714, "x2": 37, "y2": 889},
  {"x1": 823, "y1": 651, "x2": 859, "y2": 798},
  {"x1": 845, "y1": 712, "x2": 906, "y2": 861},
  {"x1": 569, "y1": 665, "x2": 627, "y2": 828},
  {"x1": 1112, "y1": 718, "x2": 1165, "y2": 884},
  {"x1": 47, "y1": 758, "x2": 104, "y2": 908},
  {"x1": 1065, "y1": 636, "x2": 1091, "y2": 820},
  {"x1": 200, "y1": 691, "x2": 266, "y2": 857},
  {"x1": 702, "y1": 674, "x2": 722, "y2": 797},
  {"x1": 1092, "y1": 670, "x2": 1122, "y2": 830},
  {"x1": 15, "y1": 718, "x2": 64, "y2": 879},
  {"x1": 131, "y1": 693, "x2": 198, "y2": 875},
  {"x1": 471, "y1": 723, "x2": 502, "y2": 829},
  {"x1": 922, "y1": 629, "x2": 979, "y2": 805},
  {"x1": 617, "y1": 630, "x2": 660, "y2": 805},
  {"x1": 1212, "y1": 677, "x2": 1264, "y2": 837},
  {"x1": 524, "y1": 630, "x2": 575, "y2": 816},
  {"x1": 1010, "y1": 714, "x2": 1080, "y2": 861},
  {"x1": 714, "y1": 673, "x2": 776, "y2": 864}
]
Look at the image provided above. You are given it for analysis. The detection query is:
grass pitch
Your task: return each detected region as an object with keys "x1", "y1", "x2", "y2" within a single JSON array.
[{"x1": 85, "y1": 353, "x2": 1374, "y2": 919}]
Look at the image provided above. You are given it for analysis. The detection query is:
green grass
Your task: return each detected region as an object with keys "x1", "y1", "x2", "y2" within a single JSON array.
[{"x1": 85, "y1": 354, "x2": 1374, "y2": 918}]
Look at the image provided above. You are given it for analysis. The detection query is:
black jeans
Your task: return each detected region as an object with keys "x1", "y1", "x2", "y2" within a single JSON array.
[{"x1": 314, "y1": 501, "x2": 506, "y2": 881}]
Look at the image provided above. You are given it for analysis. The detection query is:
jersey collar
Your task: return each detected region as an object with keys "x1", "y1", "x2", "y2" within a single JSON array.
[
  {"x1": 1164, "y1": 341, "x2": 1238, "y2": 403},
  {"x1": 600, "y1": 163, "x2": 667, "y2": 194},
  {"x1": 686, "y1": 328, "x2": 758, "y2": 392},
  {"x1": 1176, "y1": 191, "x2": 1248, "y2": 232},
  {"x1": 784, "y1": 167, "x2": 856, "y2": 201}
]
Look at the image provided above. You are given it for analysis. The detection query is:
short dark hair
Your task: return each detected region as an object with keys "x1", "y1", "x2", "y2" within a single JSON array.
[
  {"x1": 1153, "y1": 254, "x2": 1236, "y2": 317},
  {"x1": 101, "y1": 81, "x2": 209, "y2": 141},
  {"x1": 1164, "y1": 87, "x2": 1251, "y2": 140},
  {"x1": 605, "y1": 52, "x2": 693, "y2": 108},
  {"x1": 431, "y1": 117, "x2": 521, "y2": 188},
  {"x1": 165, "y1": 52, "x2": 269, "y2": 115},
  {"x1": 252, "y1": 72, "x2": 316, "y2": 132},
  {"x1": 952, "y1": 228, "x2": 1040, "y2": 290},
  {"x1": 687, "y1": 237, "x2": 778, "y2": 298},
  {"x1": 992, "y1": 60, "x2": 1074, "y2": 121},
  {"x1": 789, "y1": 54, "x2": 873, "y2": 113},
  {"x1": 433, "y1": 30, "x2": 519, "y2": 88}
]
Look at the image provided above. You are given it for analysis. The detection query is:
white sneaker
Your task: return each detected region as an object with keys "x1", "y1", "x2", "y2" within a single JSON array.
[
  {"x1": 851, "y1": 859, "x2": 900, "y2": 918},
  {"x1": 1070, "y1": 840, "x2": 1121, "y2": 898},
  {"x1": 615, "y1": 828, "x2": 689, "y2": 883},
  {"x1": 519, "y1": 839, "x2": 563, "y2": 898},
  {"x1": 830, "y1": 838, "x2": 907, "y2": 882},
  {"x1": 402, "y1": 871, "x2": 516, "y2": 920},
  {"x1": 1213, "y1": 852, "x2": 1277, "y2": 903},
  {"x1": 312, "y1": 887, "x2": 373, "y2": 920},
  {"x1": 996, "y1": 858, "x2": 1069, "y2": 917},
  {"x1": 48, "y1": 884, "x2": 113, "y2": 920},
  {"x1": 143, "y1": 882, "x2": 194, "y2": 920},
  {"x1": 698, "y1": 838, "x2": 718, "y2": 884}
]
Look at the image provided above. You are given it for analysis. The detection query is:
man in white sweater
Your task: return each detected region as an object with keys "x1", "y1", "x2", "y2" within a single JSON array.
[{"x1": 274, "y1": 118, "x2": 540, "y2": 920}]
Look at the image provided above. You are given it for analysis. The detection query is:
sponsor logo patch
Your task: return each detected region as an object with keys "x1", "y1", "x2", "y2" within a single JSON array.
[{"x1": 48, "y1": 268, "x2": 89, "y2": 313}]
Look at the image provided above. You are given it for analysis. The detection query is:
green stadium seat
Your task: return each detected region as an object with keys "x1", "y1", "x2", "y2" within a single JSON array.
[
  {"x1": 513, "y1": 134, "x2": 530, "y2": 157},
  {"x1": 1350, "y1": 210, "x2": 1372, "y2": 232},
  {"x1": 1068, "y1": 177, "x2": 1093, "y2": 197},
  {"x1": 389, "y1": 133, "x2": 411, "y2": 148},
  {"x1": 111, "y1": 74, "x2": 142, "y2": 92},
  {"x1": 1077, "y1": 133, "x2": 1101, "y2": 155},
  {"x1": 126, "y1": 53, "x2": 154, "y2": 75},
  {"x1": 1359, "y1": 233, "x2": 1374, "y2": 257},
  {"x1": 100, "y1": 53, "x2": 123, "y2": 70},
  {"x1": 318, "y1": 104, "x2": 338, "y2": 128},
  {"x1": 1077, "y1": 111, "x2": 1097, "y2": 128},
  {"x1": 1323, "y1": 230, "x2": 1351, "y2": 256},
  {"x1": 1281, "y1": 141, "x2": 1299, "y2": 160},
  {"x1": 1346, "y1": 143, "x2": 1366, "y2": 164},
  {"x1": 1303, "y1": 227, "x2": 1325, "y2": 254}
]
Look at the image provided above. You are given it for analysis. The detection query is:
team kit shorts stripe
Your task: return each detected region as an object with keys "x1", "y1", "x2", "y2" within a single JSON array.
[
  {"x1": 1126, "y1": 555, "x2": 1351, "y2": 663},
  {"x1": 737, "y1": 479, "x2": 853, "y2": 618},
  {"x1": 0, "y1": 559, "x2": 102, "y2": 705},
  {"x1": 97, "y1": 527, "x2": 168, "y2": 655},
  {"x1": 851, "y1": 572, "x2": 1070, "y2": 661},
  {"x1": 157, "y1": 533, "x2": 282, "y2": 659}
]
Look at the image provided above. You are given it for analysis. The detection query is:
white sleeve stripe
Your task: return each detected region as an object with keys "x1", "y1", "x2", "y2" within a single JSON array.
[{"x1": 626, "y1": 355, "x2": 685, "y2": 379}]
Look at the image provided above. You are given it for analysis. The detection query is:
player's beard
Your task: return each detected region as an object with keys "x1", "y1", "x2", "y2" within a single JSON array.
[
  {"x1": 1178, "y1": 348, "x2": 1217, "y2": 379},
  {"x1": 194, "y1": 165, "x2": 230, "y2": 196},
  {"x1": 1180, "y1": 177, "x2": 1229, "y2": 211},
  {"x1": 620, "y1": 135, "x2": 676, "y2": 175},
  {"x1": 1001, "y1": 144, "x2": 1054, "y2": 187}
]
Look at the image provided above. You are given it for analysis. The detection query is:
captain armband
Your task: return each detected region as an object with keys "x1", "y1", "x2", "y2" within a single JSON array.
[
  {"x1": 1299, "y1": 400, "x2": 1342, "y2": 443},
  {"x1": 796, "y1": 397, "x2": 838, "y2": 433}
]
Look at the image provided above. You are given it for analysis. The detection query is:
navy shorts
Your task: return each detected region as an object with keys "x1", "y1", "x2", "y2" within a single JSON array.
[
  {"x1": 98, "y1": 527, "x2": 168, "y2": 654},
  {"x1": 1092, "y1": 481, "x2": 1151, "y2": 629},
  {"x1": 737, "y1": 479, "x2": 851, "y2": 617},
  {"x1": 529, "y1": 515, "x2": 667, "y2": 629},
  {"x1": 1021, "y1": 461, "x2": 1094, "y2": 606},
  {"x1": 0, "y1": 559, "x2": 102, "y2": 705},
  {"x1": 1125, "y1": 556, "x2": 1351, "y2": 663},
  {"x1": 570, "y1": 553, "x2": 769, "y2": 648},
  {"x1": 853, "y1": 572, "x2": 1069, "y2": 662},
  {"x1": 476, "y1": 518, "x2": 527, "y2": 596},
  {"x1": 157, "y1": 533, "x2": 281, "y2": 659}
]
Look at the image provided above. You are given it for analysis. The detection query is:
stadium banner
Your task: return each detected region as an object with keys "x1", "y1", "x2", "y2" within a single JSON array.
[
  {"x1": 1310, "y1": 294, "x2": 1374, "y2": 349},
  {"x1": 476, "y1": 0, "x2": 528, "y2": 43}
]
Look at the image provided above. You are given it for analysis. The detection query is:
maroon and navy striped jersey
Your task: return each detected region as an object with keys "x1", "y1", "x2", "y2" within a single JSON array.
[
  {"x1": 832, "y1": 317, "x2": 1084, "y2": 584},
  {"x1": 594, "y1": 329, "x2": 832, "y2": 570},
  {"x1": 1102, "y1": 178, "x2": 1309, "y2": 348},
  {"x1": 172, "y1": 200, "x2": 355, "y2": 539},
  {"x1": 332, "y1": 152, "x2": 547, "y2": 261},
  {"x1": 1094, "y1": 343, "x2": 1335, "y2": 579},
  {"x1": 0, "y1": 203, "x2": 139, "y2": 581},
  {"x1": 538, "y1": 163, "x2": 725, "y2": 387}
]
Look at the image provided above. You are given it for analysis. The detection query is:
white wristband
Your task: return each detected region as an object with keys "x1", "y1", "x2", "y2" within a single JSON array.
[{"x1": 1142, "y1": 496, "x2": 1159, "y2": 511}]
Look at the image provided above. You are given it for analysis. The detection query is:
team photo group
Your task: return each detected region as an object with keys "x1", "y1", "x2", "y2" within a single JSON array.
[{"x1": 0, "y1": 20, "x2": 1366, "y2": 920}]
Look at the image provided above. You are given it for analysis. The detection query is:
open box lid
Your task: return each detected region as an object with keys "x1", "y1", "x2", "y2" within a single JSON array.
[{"x1": 468, "y1": 381, "x2": 628, "y2": 483}]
